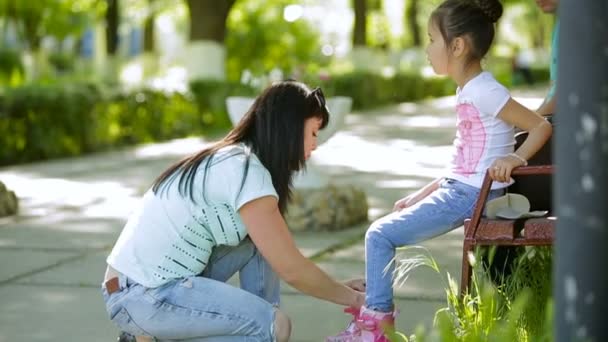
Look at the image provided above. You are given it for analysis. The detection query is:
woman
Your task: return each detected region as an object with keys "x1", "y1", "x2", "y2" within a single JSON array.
[{"x1": 102, "y1": 80, "x2": 365, "y2": 342}]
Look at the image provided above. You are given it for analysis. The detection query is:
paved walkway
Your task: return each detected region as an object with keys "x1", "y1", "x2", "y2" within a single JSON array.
[{"x1": 0, "y1": 88, "x2": 546, "y2": 341}]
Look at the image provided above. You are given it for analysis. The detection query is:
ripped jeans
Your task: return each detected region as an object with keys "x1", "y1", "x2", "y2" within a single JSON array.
[{"x1": 101, "y1": 238, "x2": 280, "y2": 341}]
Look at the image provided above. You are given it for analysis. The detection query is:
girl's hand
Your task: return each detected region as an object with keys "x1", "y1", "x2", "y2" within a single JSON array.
[
  {"x1": 394, "y1": 192, "x2": 426, "y2": 211},
  {"x1": 489, "y1": 154, "x2": 526, "y2": 183},
  {"x1": 394, "y1": 194, "x2": 418, "y2": 211},
  {"x1": 393, "y1": 178, "x2": 442, "y2": 211},
  {"x1": 344, "y1": 278, "x2": 366, "y2": 292}
]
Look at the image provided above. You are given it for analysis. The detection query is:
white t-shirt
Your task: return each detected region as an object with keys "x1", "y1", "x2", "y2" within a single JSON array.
[
  {"x1": 107, "y1": 144, "x2": 278, "y2": 288},
  {"x1": 446, "y1": 71, "x2": 515, "y2": 189}
]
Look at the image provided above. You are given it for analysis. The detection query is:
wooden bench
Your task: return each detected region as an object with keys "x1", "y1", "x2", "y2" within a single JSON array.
[{"x1": 460, "y1": 130, "x2": 555, "y2": 294}]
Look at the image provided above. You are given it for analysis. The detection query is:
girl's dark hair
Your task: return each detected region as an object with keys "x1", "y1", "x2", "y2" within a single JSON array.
[
  {"x1": 431, "y1": 0, "x2": 503, "y2": 62},
  {"x1": 152, "y1": 80, "x2": 329, "y2": 214}
]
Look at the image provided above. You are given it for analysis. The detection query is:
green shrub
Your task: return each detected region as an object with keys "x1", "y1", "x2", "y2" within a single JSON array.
[
  {"x1": 0, "y1": 80, "x2": 256, "y2": 165},
  {"x1": 327, "y1": 71, "x2": 454, "y2": 110},
  {"x1": 530, "y1": 67, "x2": 550, "y2": 84},
  {"x1": 189, "y1": 79, "x2": 257, "y2": 130},
  {"x1": 48, "y1": 52, "x2": 76, "y2": 73},
  {"x1": 0, "y1": 71, "x2": 456, "y2": 165},
  {"x1": 0, "y1": 82, "x2": 102, "y2": 165},
  {"x1": 391, "y1": 246, "x2": 553, "y2": 341},
  {"x1": 98, "y1": 89, "x2": 201, "y2": 146},
  {"x1": 0, "y1": 49, "x2": 25, "y2": 86}
]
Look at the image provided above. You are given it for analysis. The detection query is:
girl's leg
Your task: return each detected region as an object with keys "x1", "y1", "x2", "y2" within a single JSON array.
[
  {"x1": 365, "y1": 179, "x2": 501, "y2": 311},
  {"x1": 201, "y1": 238, "x2": 280, "y2": 305}
]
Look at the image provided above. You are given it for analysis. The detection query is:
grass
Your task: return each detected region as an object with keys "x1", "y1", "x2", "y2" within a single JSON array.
[{"x1": 387, "y1": 245, "x2": 553, "y2": 342}]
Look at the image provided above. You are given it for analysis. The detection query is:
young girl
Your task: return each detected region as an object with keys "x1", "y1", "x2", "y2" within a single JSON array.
[
  {"x1": 328, "y1": 0, "x2": 552, "y2": 341},
  {"x1": 102, "y1": 81, "x2": 365, "y2": 342}
]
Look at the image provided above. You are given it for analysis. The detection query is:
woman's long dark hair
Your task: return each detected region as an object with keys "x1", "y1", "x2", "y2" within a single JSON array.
[{"x1": 152, "y1": 80, "x2": 329, "y2": 214}]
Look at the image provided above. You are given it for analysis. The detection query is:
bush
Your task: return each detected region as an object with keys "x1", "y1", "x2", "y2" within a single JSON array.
[
  {"x1": 327, "y1": 71, "x2": 454, "y2": 110},
  {"x1": 390, "y1": 246, "x2": 553, "y2": 341},
  {"x1": 98, "y1": 89, "x2": 201, "y2": 146},
  {"x1": 0, "y1": 71, "x2": 454, "y2": 165},
  {"x1": 48, "y1": 52, "x2": 76, "y2": 73},
  {"x1": 0, "y1": 82, "x2": 102, "y2": 164},
  {"x1": 0, "y1": 49, "x2": 25, "y2": 86},
  {"x1": 190, "y1": 79, "x2": 257, "y2": 129},
  {"x1": 0, "y1": 80, "x2": 257, "y2": 165}
]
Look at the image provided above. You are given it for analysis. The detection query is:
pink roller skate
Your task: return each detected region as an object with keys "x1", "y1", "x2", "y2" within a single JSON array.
[
  {"x1": 327, "y1": 306, "x2": 398, "y2": 342},
  {"x1": 326, "y1": 307, "x2": 362, "y2": 342}
]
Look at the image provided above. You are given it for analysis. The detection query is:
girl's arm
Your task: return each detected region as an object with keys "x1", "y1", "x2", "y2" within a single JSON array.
[
  {"x1": 393, "y1": 177, "x2": 443, "y2": 211},
  {"x1": 239, "y1": 196, "x2": 365, "y2": 309},
  {"x1": 491, "y1": 98, "x2": 553, "y2": 182}
]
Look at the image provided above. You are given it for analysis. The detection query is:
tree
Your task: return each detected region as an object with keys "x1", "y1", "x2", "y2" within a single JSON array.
[
  {"x1": 0, "y1": 0, "x2": 100, "y2": 52},
  {"x1": 225, "y1": 0, "x2": 321, "y2": 82},
  {"x1": 352, "y1": 0, "x2": 367, "y2": 47},
  {"x1": 105, "y1": 0, "x2": 119, "y2": 55},
  {"x1": 181, "y1": 0, "x2": 236, "y2": 80},
  {"x1": 0, "y1": 0, "x2": 103, "y2": 79},
  {"x1": 405, "y1": 0, "x2": 421, "y2": 47},
  {"x1": 143, "y1": 0, "x2": 155, "y2": 52},
  {"x1": 185, "y1": 0, "x2": 236, "y2": 43}
]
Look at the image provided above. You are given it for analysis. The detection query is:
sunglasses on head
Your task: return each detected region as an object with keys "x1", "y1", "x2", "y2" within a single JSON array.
[{"x1": 311, "y1": 87, "x2": 329, "y2": 114}]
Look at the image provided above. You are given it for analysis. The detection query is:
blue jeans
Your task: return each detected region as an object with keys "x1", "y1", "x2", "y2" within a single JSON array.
[
  {"x1": 365, "y1": 178, "x2": 503, "y2": 311},
  {"x1": 101, "y1": 238, "x2": 280, "y2": 341}
]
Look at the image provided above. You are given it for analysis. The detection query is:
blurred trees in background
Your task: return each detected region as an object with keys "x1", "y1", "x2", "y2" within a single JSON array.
[
  {"x1": 226, "y1": 0, "x2": 321, "y2": 81},
  {"x1": 186, "y1": 0, "x2": 235, "y2": 43},
  {"x1": 0, "y1": 0, "x2": 556, "y2": 84},
  {"x1": 0, "y1": 0, "x2": 557, "y2": 165}
]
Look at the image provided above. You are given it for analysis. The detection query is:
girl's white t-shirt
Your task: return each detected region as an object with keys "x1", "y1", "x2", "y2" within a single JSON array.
[
  {"x1": 107, "y1": 144, "x2": 278, "y2": 288},
  {"x1": 446, "y1": 71, "x2": 515, "y2": 189}
]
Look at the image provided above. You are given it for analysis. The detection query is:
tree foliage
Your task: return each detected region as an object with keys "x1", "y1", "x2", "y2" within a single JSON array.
[
  {"x1": 225, "y1": 0, "x2": 321, "y2": 82},
  {"x1": 0, "y1": 0, "x2": 105, "y2": 51}
]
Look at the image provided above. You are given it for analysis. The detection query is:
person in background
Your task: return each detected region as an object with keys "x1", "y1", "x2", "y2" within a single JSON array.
[{"x1": 534, "y1": 0, "x2": 559, "y2": 117}]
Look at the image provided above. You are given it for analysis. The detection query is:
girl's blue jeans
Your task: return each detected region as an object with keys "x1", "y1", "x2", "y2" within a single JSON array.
[
  {"x1": 365, "y1": 178, "x2": 504, "y2": 312},
  {"x1": 101, "y1": 238, "x2": 280, "y2": 341}
]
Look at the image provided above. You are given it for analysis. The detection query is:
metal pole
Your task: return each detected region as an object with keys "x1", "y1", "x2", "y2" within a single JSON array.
[{"x1": 555, "y1": 1, "x2": 608, "y2": 341}]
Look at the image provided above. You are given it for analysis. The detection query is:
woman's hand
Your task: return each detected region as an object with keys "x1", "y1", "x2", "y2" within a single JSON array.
[
  {"x1": 241, "y1": 196, "x2": 368, "y2": 308},
  {"x1": 351, "y1": 290, "x2": 366, "y2": 310},
  {"x1": 344, "y1": 278, "x2": 366, "y2": 292},
  {"x1": 489, "y1": 154, "x2": 526, "y2": 183}
]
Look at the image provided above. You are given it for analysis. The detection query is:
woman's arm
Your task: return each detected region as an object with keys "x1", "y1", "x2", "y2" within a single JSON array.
[
  {"x1": 239, "y1": 196, "x2": 365, "y2": 309},
  {"x1": 490, "y1": 98, "x2": 553, "y2": 182}
]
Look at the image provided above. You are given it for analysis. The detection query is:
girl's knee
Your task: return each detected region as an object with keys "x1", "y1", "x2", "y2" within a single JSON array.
[
  {"x1": 273, "y1": 309, "x2": 292, "y2": 342},
  {"x1": 366, "y1": 220, "x2": 388, "y2": 242},
  {"x1": 366, "y1": 218, "x2": 404, "y2": 248}
]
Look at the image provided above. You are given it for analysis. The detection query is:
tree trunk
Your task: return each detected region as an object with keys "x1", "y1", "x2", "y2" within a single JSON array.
[
  {"x1": 105, "y1": 0, "x2": 119, "y2": 55},
  {"x1": 143, "y1": 14, "x2": 154, "y2": 52},
  {"x1": 405, "y1": 0, "x2": 421, "y2": 47},
  {"x1": 555, "y1": 0, "x2": 608, "y2": 341},
  {"x1": 186, "y1": 0, "x2": 235, "y2": 43},
  {"x1": 352, "y1": 0, "x2": 367, "y2": 47},
  {"x1": 182, "y1": 0, "x2": 235, "y2": 80}
]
